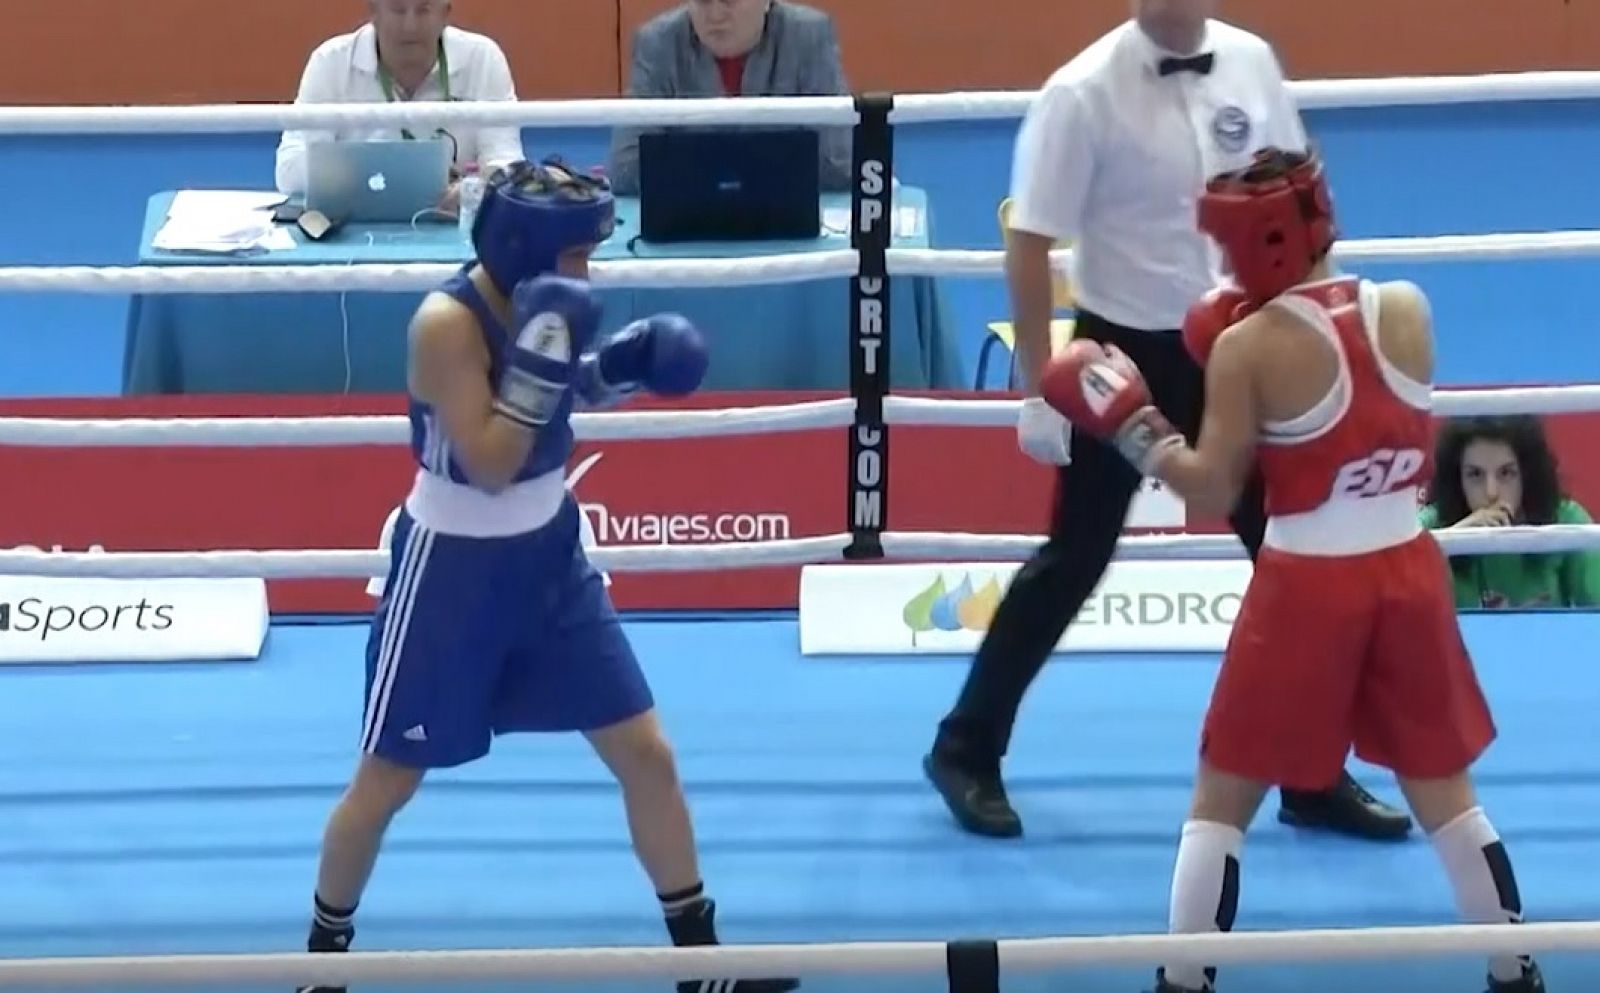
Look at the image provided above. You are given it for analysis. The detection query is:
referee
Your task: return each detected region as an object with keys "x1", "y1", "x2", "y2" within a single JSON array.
[{"x1": 923, "y1": 0, "x2": 1413, "y2": 843}]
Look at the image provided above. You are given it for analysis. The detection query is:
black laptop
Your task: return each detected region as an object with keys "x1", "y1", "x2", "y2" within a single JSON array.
[{"x1": 638, "y1": 128, "x2": 821, "y2": 243}]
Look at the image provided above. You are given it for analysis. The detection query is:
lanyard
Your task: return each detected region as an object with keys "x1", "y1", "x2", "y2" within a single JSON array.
[{"x1": 376, "y1": 39, "x2": 452, "y2": 140}]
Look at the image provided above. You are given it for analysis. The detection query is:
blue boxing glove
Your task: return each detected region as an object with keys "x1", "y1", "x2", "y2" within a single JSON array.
[
  {"x1": 576, "y1": 313, "x2": 709, "y2": 405},
  {"x1": 493, "y1": 276, "x2": 602, "y2": 429}
]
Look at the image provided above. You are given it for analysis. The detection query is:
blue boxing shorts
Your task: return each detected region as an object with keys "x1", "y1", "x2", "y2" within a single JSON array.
[{"x1": 360, "y1": 496, "x2": 653, "y2": 769}]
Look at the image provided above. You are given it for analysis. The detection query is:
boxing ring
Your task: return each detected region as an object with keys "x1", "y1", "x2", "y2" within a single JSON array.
[{"x1": 5, "y1": 72, "x2": 1600, "y2": 992}]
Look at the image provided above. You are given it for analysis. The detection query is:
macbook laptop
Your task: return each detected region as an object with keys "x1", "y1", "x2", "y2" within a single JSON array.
[
  {"x1": 304, "y1": 137, "x2": 452, "y2": 224},
  {"x1": 638, "y1": 129, "x2": 821, "y2": 243}
]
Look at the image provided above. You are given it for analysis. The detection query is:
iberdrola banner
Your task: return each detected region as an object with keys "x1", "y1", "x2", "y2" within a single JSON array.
[{"x1": 797, "y1": 560, "x2": 1254, "y2": 655}]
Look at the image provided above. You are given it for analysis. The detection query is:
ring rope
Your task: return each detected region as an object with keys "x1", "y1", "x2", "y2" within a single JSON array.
[
  {"x1": 0, "y1": 398, "x2": 855, "y2": 447},
  {"x1": 0, "y1": 70, "x2": 1595, "y2": 136},
  {"x1": 0, "y1": 386, "x2": 1592, "y2": 447},
  {"x1": 6, "y1": 231, "x2": 1600, "y2": 295},
  {"x1": 2, "y1": 525, "x2": 1595, "y2": 579},
  {"x1": 0, "y1": 920, "x2": 1589, "y2": 986}
]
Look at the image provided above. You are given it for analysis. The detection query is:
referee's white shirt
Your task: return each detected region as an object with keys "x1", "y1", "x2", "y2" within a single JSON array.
[
  {"x1": 1009, "y1": 19, "x2": 1307, "y2": 330},
  {"x1": 274, "y1": 24, "x2": 527, "y2": 196}
]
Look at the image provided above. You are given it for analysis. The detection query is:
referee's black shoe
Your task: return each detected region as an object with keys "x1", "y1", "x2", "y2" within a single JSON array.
[
  {"x1": 922, "y1": 740, "x2": 1022, "y2": 839},
  {"x1": 1277, "y1": 771, "x2": 1413, "y2": 841}
]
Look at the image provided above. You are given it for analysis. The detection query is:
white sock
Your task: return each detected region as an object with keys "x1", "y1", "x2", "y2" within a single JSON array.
[
  {"x1": 1430, "y1": 806, "x2": 1527, "y2": 984},
  {"x1": 1163, "y1": 820, "x2": 1244, "y2": 991}
]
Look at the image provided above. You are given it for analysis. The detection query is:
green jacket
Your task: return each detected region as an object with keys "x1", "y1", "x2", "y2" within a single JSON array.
[{"x1": 1418, "y1": 499, "x2": 1600, "y2": 609}]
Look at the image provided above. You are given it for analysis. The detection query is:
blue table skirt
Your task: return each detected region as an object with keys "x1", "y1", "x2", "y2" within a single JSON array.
[{"x1": 123, "y1": 188, "x2": 963, "y2": 395}]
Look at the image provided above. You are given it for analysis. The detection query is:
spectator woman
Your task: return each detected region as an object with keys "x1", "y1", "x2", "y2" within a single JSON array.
[{"x1": 1421, "y1": 415, "x2": 1600, "y2": 608}]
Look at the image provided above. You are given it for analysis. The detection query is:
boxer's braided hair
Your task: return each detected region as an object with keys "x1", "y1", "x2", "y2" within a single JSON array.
[{"x1": 490, "y1": 156, "x2": 610, "y2": 202}]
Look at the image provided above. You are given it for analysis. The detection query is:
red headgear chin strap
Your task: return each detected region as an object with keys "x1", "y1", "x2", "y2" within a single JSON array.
[{"x1": 1196, "y1": 147, "x2": 1337, "y2": 304}]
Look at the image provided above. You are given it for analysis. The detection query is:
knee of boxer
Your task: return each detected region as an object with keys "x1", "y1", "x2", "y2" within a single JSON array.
[
  {"x1": 587, "y1": 711, "x2": 681, "y2": 788},
  {"x1": 346, "y1": 754, "x2": 426, "y2": 820},
  {"x1": 1189, "y1": 762, "x2": 1272, "y2": 830}
]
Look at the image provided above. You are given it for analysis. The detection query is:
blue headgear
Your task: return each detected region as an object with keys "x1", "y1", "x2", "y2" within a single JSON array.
[{"x1": 471, "y1": 157, "x2": 616, "y2": 295}]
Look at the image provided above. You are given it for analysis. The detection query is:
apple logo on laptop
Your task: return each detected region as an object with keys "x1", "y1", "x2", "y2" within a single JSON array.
[{"x1": 367, "y1": 172, "x2": 388, "y2": 193}]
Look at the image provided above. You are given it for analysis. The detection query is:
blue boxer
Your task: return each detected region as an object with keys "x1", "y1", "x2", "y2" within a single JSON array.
[
  {"x1": 361, "y1": 160, "x2": 709, "y2": 769},
  {"x1": 299, "y1": 160, "x2": 796, "y2": 993}
]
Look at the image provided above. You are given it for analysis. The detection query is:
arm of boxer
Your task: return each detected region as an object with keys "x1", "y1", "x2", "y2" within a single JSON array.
[
  {"x1": 1005, "y1": 229, "x2": 1058, "y2": 394},
  {"x1": 1375, "y1": 280, "x2": 1437, "y2": 387},
  {"x1": 1149, "y1": 329, "x2": 1260, "y2": 519},
  {"x1": 408, "y1": 297, "x2": 536, "y2": 493}
]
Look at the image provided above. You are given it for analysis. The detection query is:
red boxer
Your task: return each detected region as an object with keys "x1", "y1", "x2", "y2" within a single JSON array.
[{"x1": 1043, "y1": 147, "x2": 1544, "y2": 993}]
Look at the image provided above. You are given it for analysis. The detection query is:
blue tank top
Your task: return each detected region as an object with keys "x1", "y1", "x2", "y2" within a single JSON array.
[{"x1": 408, "y1": 267, "x2": 574, "y2": 486}]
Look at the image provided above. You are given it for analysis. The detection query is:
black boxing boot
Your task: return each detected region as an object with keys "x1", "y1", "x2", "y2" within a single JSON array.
[
  {"x1": 296, "y1": 896, "x2": 355, "y2": 993},
  {"x1": 1145, "y1": 967, "x2": 1211, "y2": 993},
  {"x1": 923, "y1": 720, "x2": 1022, "y2": 838},
  {"x1": 1278, "y1": 770, "x2": 1413, "y2": 841},
  {"x1": 1486, "y1": 960, "x2": 1545, "y2": 993},
  {"x1": 661, "y1": 885, "x2": 799, "y2": 993}
]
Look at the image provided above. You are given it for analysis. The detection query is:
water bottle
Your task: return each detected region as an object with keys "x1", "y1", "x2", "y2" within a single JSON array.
[{"x1": 458, "y1": 169, "x2": 485, "y2": 242}]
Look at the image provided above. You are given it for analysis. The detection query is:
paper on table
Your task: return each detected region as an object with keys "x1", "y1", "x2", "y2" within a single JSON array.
[
  {"x1": 166, "y1": 190, "x2": 288, "y2": 218},
  {"x1": 153, "y1": 189, "x2": 290, "y2": 254}
]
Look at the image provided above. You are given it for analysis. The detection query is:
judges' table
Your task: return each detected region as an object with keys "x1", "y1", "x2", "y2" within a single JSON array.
[{"x1": 122, "y1": 187, "x2": 963, "y2": 394}]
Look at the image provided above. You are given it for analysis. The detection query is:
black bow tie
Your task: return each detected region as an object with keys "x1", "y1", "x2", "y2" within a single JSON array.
[{"x1": 1159, "y1": 52, "x2": 1215, "y2": 76}]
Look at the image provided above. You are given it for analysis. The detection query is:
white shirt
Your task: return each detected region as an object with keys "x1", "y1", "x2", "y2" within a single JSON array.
[
  {"x1": 274, "y1": 24, "x2": 526, "y2": 196},
  {"x1": 1008, "y1": 20, "x2": 1307, "y2": 330}
]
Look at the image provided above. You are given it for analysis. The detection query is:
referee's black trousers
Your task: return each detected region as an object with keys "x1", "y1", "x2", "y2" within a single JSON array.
[{"x1": 941, "y1": 310, "x2": 1259, "y2": 758}]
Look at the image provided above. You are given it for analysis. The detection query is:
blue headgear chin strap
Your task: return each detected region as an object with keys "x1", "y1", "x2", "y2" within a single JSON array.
[{"x1": 471, "y1": 157, "x2": 616, "y2": 295}]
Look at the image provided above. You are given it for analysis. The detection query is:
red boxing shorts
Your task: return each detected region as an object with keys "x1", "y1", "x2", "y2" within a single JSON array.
[{"x1": 1200, "y1": 532, "x2": 1496, "y2": 789}]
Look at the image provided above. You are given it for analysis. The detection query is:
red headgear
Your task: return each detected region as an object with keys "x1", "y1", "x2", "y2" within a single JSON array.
[{"x1": 1196, "y1": 147, "x2": 1336, "y2": 304}]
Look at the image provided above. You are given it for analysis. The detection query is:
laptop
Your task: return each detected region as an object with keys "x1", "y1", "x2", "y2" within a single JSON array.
[
  {"x1": 638, "y1": 129, "x2": 821, "y2": 243},
  {"x1": 304, "y1": 137, "x2": 452, "y2": 224}
]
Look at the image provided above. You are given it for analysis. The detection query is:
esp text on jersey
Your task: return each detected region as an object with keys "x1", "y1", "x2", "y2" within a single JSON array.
[{"x1": 1331, "y1": 447, "x2": 1425, "y2": 499}]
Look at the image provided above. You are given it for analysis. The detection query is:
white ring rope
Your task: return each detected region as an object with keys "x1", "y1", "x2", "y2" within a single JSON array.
[
  {"x1": 0, "y1": 386, "x2": 1592, "y2": 447},
  {"x1": 0, "y1": 252, "x2": 860, "y2": 295},
  {"x1": 6, "y1": 230, "x2": 1600, "y2": 295},
  {"x1": 0, "y1": 70, "x2": 1596, "y2": 136},
  {"x1": 0, "y1": 525, "x2": 1594, "y2": 579},
  {"x1": 0, "y1": 399, "x2": 856, "y2": 448},
  {"x1": 0, "y1": 920, "x2": 1591, "y2": 986}
]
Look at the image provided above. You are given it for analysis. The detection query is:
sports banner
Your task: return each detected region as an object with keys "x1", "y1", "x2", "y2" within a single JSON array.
[
  {"x1": 0, "y1": 391, "x2": 1594, "y2": 615},
  {"x1": 0, "y1": 576, "x2": 268, "y2": 665}
]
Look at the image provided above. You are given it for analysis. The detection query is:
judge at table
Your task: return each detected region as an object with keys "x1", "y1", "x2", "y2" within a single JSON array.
[
  {"x1": 607, "y1": 0, "x2": 852, "y2": 196},
  {"x1": 274, "y1": 0, "x2": 526, "y2": 212}
]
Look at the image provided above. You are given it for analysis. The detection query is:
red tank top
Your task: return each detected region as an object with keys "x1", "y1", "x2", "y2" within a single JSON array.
[{"x1": 1255, "y1": 277, "x2": 1434, "y2": 519}]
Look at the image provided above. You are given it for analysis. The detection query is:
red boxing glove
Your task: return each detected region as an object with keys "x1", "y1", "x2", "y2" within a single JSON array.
[
  {"x1": 1181, "y1": 285, "x2": 1255, "y2": 366},
  {"x1": 1041, "y1": 339, "x2": 1182, "y2": 474}
]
